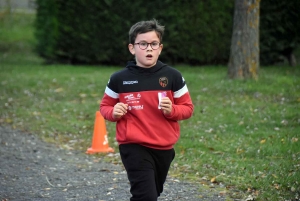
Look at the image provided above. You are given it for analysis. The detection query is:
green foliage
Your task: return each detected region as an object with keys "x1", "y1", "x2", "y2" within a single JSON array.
[
  {"x1": 34, "y1": 0, "x2": 233, "y2": 65},
  {"x1": 35, "y1": 0, "x2": 125, "y2": 64},
  {"x1": 160, "y1": 1, "x2": 234, "y2": 65},
  {"x1": 35, "y1": 0, "x2": 59, "y2": 61},
  {"x1": 260, "y1": 0, "x2": 300, "y2": 65}
]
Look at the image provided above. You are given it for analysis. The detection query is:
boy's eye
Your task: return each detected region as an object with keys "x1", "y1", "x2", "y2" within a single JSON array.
[
  {"x1": 140, "y1": 42, "x2": 148, "y2": 47},
  {"x1": 151, "y1": 42, "x2": 159, "y2": 46}
]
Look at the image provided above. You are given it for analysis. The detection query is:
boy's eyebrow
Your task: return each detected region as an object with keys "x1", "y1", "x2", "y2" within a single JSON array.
[{"x1": 136, "y1": 40, "x2": 160, "y2": 43}]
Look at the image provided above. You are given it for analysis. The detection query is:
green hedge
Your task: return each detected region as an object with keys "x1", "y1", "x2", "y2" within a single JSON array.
[
  {"x1": 35, "y1": 0, "x2": 59, "y2": 61},
  {"x1": 260, "y1": 0, "x2": 300, "y2": 65},
  {"x1": 35, "y1": 0, "x2": 233, "y2": 65}
]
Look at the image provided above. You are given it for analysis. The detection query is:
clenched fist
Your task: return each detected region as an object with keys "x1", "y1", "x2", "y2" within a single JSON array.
[{"x1": 113, "y1": 102, "x2": 128, "y2": 119}]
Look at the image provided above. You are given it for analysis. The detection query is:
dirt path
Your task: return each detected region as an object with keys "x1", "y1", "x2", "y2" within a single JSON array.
[{"x1": 0, "y1": 126, "x2": 229, "y2": 201}]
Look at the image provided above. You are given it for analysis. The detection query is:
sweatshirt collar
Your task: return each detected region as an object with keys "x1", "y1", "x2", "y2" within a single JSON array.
[{"x1": 126, "y1": 60, "x2": 166, "y2": 75}]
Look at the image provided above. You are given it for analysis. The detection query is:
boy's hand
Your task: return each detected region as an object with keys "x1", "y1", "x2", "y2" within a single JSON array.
[
  {"x1": 113, "y1": 103, "x2": 128, "y2": 119},
  {"x1": 160, "y1": 97, "x2": 172, "y2": 115}
]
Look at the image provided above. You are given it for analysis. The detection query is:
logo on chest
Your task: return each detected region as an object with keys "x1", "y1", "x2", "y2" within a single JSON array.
[
  {"x1": 123, "y1": 80, "x2": 138, "y2": 85},
  {"x1": 159, "y1": 77, "x2": 168, "y2": 87},
  {"x1": 124, "y1": 93, "x2": 141, "y2": 104}
]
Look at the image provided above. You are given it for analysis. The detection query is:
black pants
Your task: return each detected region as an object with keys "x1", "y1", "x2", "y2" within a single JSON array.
[{"x1": 119, "y1": 144, "x2": 175, "y2": 201}]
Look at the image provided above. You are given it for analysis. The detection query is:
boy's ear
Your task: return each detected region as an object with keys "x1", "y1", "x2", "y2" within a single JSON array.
[
  {"x1": 159, "y1": 44, "x2": 163, "y2": 54},
  {"x1": 128, "y1": 44, "x2": 135, "y2": 55}
]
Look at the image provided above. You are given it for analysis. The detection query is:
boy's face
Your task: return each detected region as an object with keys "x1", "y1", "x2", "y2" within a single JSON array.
[{"x1": 128, "y1": 31, "x2": 163, "y2": 68}]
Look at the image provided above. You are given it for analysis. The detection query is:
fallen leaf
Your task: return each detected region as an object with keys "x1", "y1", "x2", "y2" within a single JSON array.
[
  {"x1": 236, "y1": 148, "x2": 244, "y2": 154},
  {"x1": 208, "y1": 147, "x2": 215, "y2": 151},
  {"x1": 54, "y1": 88, "x2": 63, "y2": 93},
  {"x1": 79, "y1": 93, "x2": 87, "y2": 98},
  {"x1": 32, "y1": 111, "x2": 40, "y2": 116},
  {"x1": 219, "y1": 190, "x2": 227, "y2": 196},
  {"x1": 5, "y1": 118, "x2": 12, "y2": 123},
  {"x1": 260, "y1": 139, "x2": 266, "y2": 144},
  {"x1": 245, "y1": 195, "x2": 255, "y2": 201},
  {"x1": 205, "y1": 128, "x2": 214, "y2": 133},
  {"x1": 211, "y1": 177, "x2": 217, "y2": 183}
]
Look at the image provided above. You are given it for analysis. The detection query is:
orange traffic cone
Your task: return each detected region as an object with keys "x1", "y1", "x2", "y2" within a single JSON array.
[{"x1": 86, "y1": 111, "x2": 114, "y2": 154}]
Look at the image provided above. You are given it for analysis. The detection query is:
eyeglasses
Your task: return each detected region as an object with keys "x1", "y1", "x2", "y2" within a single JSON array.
[{"x1": 134, "y1": 41, "x2": 161, "y2": 50}]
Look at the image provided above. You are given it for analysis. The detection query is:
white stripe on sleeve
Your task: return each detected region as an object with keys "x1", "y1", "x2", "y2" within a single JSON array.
[
  {"x1": 105, "y1": 86, "x2": 119, "y2": 99},
  {"x1": 174, "y1": 85, "x2": 188, "y2": 98}
]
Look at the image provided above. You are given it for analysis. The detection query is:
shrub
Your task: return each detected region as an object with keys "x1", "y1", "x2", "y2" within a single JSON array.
[{"x1": 35, "y1": 0, "x2": 233, "y2": 66}]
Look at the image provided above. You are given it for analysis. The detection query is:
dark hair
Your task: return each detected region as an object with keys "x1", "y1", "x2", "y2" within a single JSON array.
[{"x1": 129, "y1": 19, "x2": 165, "y2": 44}]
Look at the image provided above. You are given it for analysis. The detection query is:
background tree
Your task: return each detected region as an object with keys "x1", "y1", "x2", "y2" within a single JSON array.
[{"x1": 228, "y1": 0, "x2": 260, "y2": 79}]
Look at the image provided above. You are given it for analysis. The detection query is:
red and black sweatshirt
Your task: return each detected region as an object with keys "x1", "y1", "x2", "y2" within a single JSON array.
[{"x1": 100, "y1": 60, "x2": 194, "y2": 150}]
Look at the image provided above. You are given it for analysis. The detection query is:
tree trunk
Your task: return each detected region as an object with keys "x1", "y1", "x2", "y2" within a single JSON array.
[
  {"x1": 287, "y1": 53, "x2": 297, "y2": 67},
  {"x1": 228, "y1": 0, "x2": 260, "y2": 79},
  {"x1": 282, "y1": 48, "x2": 297, "y2": 67}
]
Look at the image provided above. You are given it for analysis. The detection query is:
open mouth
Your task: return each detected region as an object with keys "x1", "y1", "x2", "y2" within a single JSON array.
[{"x1": 146, "y1": 54, "x2": 153, "y2": 58}]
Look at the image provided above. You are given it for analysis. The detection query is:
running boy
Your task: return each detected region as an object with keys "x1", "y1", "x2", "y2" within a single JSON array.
[{"x1": 100, "y1": 19, "x2": 194, "y2": 201}]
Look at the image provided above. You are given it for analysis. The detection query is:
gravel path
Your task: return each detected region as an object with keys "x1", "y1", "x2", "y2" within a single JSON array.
[{"x1": 0, "y1": 126, "x2": 228, "y2": 201}]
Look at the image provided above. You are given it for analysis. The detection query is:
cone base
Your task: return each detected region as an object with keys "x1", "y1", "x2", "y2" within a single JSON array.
[{"x1": 86, "y1": 147, "x2": 114, "y2": 154}]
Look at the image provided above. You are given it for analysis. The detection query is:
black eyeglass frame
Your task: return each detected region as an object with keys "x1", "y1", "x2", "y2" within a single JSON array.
[{"x1": 133, "y1": 42, "x2": 161, "y2": 50}]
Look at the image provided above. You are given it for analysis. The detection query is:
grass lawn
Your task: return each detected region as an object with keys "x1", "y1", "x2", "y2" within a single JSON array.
[{"x1": 1, "y1": 12, "x2": 299, "y2": 201}]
